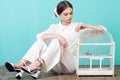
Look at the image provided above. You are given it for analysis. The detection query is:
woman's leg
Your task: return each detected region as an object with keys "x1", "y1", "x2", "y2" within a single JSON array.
[
  {"x1": 5, "y1": 39, "x2": 47, "y2": 72},
  {"x1": 22, "y1": 39, "x2": 62, "y2": 73},
  {"x1": 22, "y1": 39, "x2": 47, "y2": 63},
  {"x1": 41, "y1": 39, "x2": 62, "y2": 72}
]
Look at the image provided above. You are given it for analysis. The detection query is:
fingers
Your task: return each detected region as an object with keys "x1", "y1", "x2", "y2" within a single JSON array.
[
  {"x1": 56, "y1": 34, "x2": 68, "y2": 48},
  {"x1": 59, "y1": 37, "x2": 68, "y2": 48},
  {"x1": 59, "y1": 36, "x2": 68, "y2": 48},
  {"x1": 61, "y1": 41, "x2": 68, "y2": 48}
]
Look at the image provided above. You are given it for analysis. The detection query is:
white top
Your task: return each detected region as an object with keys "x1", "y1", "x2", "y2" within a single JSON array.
[
  {"x1": 37, "y1": 22, "x2": 105, "y2": 47},
  {"x1": 37, "y1": 22, "x2": 80, "y2": 46}
]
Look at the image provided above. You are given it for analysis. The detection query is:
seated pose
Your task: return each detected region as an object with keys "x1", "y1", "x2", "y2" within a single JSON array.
[{"x1": 5, "y1": 0, "x2": 106, "y2": 79}]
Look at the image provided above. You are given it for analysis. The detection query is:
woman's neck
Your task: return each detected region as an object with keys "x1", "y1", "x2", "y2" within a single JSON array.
[{"x1": 61, "y1": 21, "x2": 71, "y2": 26}]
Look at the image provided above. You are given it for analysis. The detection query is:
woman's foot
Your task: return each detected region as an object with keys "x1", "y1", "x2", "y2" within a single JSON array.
[
  {"x1": 21, "y1": 59, "x2": 43, "y2": 74},
  {"x1": 5, "y1": 62, "x2": 21, "y2": 72},
  {"x1": 5, "y1": 60, "x2": 29, "y2": 72}
]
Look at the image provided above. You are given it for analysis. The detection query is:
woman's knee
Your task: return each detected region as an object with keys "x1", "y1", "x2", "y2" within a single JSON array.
[{"x1": 50, "y1": 38, "x2": 60, "y2": 45}]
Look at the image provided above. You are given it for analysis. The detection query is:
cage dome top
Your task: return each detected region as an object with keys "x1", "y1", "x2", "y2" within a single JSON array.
[{"x1": 79, "y1": 28, "x2": 114, "y2": 43}]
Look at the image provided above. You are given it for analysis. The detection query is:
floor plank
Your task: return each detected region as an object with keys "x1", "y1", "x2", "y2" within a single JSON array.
[{"x1": 0, "y1": 66, "x2": 120, "y2": 80}]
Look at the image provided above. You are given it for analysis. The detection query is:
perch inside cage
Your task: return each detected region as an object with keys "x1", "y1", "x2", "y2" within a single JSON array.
[{"x1": 76, "y1": 28, "x2": 115, "y2": 76}]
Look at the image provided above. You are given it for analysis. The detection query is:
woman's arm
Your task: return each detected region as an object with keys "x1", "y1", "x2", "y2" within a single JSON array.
[
  {"x1": 41, "y1": 33, "x2": 57, "y2": 41},
  {"x1": 41, "y1": 33, "x2": 68, "y2": 48},
  {"x1": 75, "y1": 24, "x2": 105, "y2": 32}
]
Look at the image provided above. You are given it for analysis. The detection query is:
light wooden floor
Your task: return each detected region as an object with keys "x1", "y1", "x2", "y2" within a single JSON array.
[{"x1": 0, "y1": 66, "x2": 120, "y2": 80}]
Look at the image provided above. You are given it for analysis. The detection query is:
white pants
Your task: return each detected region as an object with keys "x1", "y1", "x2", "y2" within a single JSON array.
[
  {"x1": 22, "y1": 39, "x2": 76, "y2": 73},
  {"x1": 22, "y1": 28, "x2": 105, "y2": 73}
]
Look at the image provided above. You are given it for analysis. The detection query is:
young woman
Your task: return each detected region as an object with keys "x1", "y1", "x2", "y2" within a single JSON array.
[{"x1": 5, "y1": 0, "x2": 106, "y2": 79}]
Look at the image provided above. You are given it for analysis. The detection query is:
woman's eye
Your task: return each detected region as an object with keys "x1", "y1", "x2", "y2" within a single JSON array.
[
  {"x1": 70, "y1": 12, "x2": 73, "y2": 15},
  {"x1": 64, "y1": 13, "x2": 68, "y2": 16}
]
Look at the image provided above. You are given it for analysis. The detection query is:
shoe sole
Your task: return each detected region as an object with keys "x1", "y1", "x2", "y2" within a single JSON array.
[
  {"x1": 16, "y1": 75, "x2": 22, "y2": 79},
  {"x1": 5, "y1": 62, "x2": 20, "y2": 72}
]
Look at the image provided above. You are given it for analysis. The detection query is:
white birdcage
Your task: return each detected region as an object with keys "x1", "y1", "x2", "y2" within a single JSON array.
[{"x1": 76, "y1": 27, "x2": 115, "y2": 76}]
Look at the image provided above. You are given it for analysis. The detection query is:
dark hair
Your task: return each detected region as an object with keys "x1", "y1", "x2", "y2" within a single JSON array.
[{"x1": 56, "y1": 0, "x2": 73, "y2": 15}]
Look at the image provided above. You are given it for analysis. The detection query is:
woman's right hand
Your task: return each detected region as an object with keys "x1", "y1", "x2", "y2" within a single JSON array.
[{"x1": 55, "y1": 34, "x2": 68, "y2": 48}]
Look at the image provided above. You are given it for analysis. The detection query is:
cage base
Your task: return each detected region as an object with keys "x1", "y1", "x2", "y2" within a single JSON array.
[{"x1": 76, "y1": 68, "x2": 114, "y2": 76}]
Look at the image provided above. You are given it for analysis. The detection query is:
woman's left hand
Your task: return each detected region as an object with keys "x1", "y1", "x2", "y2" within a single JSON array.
[{"x1": 94, "y1": 26, "x2": 106, "y2": 31}]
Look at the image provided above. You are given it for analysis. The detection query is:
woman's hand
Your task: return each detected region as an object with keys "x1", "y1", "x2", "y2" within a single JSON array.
[
  {"x1": 94, "y1": 26, "x2": 106, "y2": 31},
  {"x1": 56, "y1": 34, "x2": 68, "y2": 48}
]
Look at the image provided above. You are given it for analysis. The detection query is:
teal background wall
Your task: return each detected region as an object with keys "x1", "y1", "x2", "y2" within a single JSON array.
[{"x1": 0, "y1": 0, "x2": 120, "y2": 65}]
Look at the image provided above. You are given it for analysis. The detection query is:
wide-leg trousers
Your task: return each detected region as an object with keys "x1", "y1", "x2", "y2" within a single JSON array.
[{"x1": 22, "y1": 38, "x2": 76, "y2": 73}]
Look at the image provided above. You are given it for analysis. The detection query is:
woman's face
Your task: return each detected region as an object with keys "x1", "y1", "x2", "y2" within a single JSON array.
[{"x1": 60, "y1": 7, "x2": 73, "y2": 25}]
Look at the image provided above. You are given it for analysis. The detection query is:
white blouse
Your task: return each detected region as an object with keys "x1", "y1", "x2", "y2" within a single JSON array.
[{"x1": 36, "y1": 22, "x2": 80, "y2": 46}]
